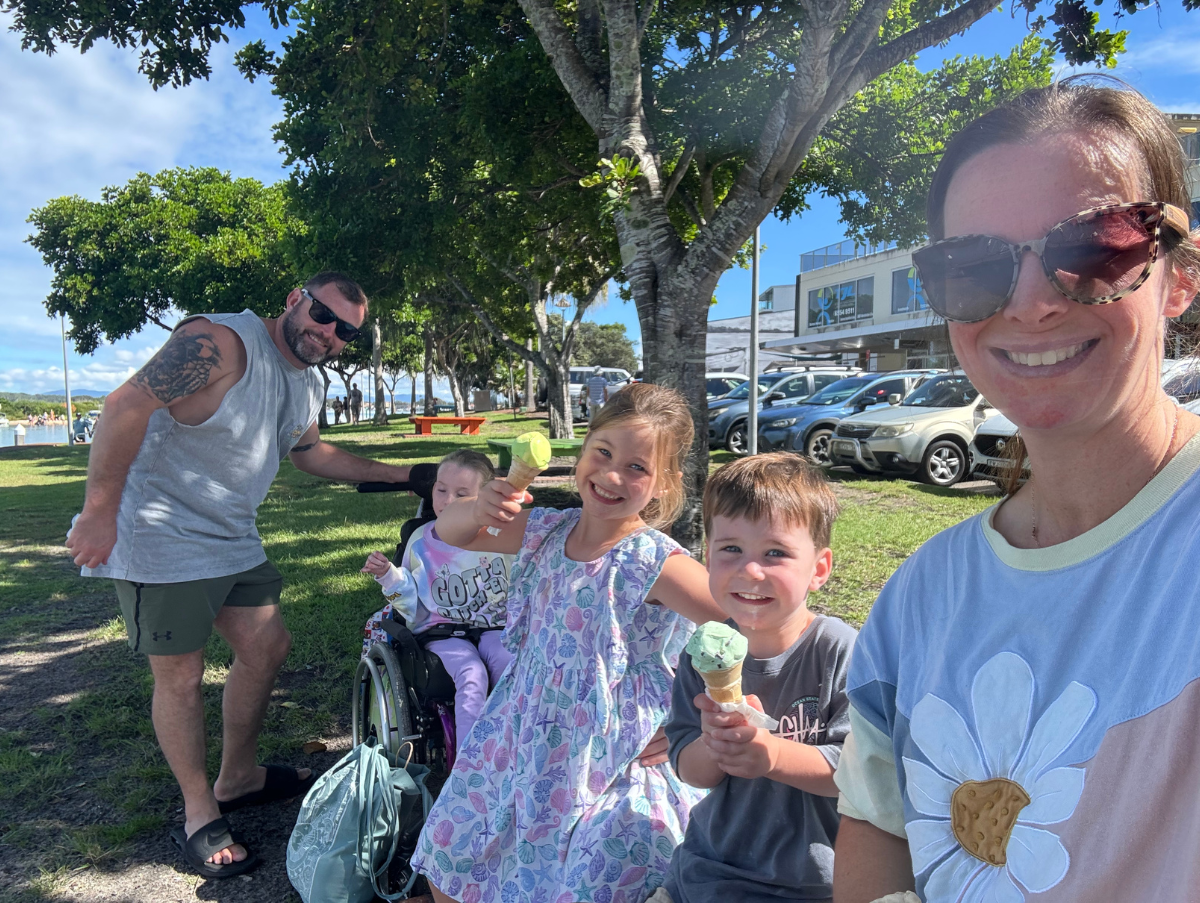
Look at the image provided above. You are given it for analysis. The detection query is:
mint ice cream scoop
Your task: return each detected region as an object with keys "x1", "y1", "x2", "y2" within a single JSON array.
[
  {"x1": 685, "y1": 621, "x2": 747, "y2": 672},
  {"x1": 511, "y1": 432, "x2": 552, "y2": 470}
]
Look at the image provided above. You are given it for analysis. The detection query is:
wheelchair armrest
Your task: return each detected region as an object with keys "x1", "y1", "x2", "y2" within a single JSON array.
[{"x1": 380, "y1": 618, "x2": 428, "y2": 689}]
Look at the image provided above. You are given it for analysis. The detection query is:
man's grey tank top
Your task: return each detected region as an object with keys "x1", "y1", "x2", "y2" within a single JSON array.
[{"x1": 84, "y1": 310, "x2": 323, "y2": 583}]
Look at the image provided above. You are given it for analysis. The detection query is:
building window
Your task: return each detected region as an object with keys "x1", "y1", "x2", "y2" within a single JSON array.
[
  {"x1": 856, "y1": 277, "x2": 874, "y2": 319},
  {"x1": 891, "y1": 266, "x2": 927, "y2": 314},
  {"x1": 1181, "y1": 131, "x2": 1199, "y2": 163},
  {"x1": 759, "y1": 287, "x2": 774, "y2": 311},
  {"x1": 807, "y1": 279, "x2": 873, "y2": 327}
]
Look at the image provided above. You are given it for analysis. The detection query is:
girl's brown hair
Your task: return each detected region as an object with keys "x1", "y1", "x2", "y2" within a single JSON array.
[
  {"x1": 582, "y1": 382, "x2": 694, "y2": 530},
  {"x1": 439, "y1": 448, "x2": 496, "y2": 487},
  {"x1": 926, "y1": 76, "x2": 1200, "y2": 495}
]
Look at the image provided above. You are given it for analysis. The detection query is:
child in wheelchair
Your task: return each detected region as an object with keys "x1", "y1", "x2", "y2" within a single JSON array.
[{"x1": 360, "y1": 449, "x2": 514, "y2": 742}]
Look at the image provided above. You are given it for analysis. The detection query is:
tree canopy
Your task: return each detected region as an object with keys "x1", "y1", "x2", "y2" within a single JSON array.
[
  {"x1": 27, "y1": 167, "x2": 302, "y2": 354},
  {"x1": 12, "y1": 0, "x2": 1193, "y2": 542}
]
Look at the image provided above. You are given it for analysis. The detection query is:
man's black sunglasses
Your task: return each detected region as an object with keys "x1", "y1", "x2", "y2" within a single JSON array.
[{"x1": 301, "y1": 288, "x2": 361, "y2": 342}]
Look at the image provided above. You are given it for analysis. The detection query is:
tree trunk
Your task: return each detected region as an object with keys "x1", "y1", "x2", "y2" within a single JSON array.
[
  {"x1": 372, "y1": 318, "x2": 387, "y2": 424},
  {"x1": 316, "y1": 364, "x2": 331, "y2": 429},
  {"x1": 544, "y1": 367, "x2": 572, "y2": 439},
  {"x1": 410, "y1": 373, "x2": 417, "y2": 414},
  {"x1": 639, "y1": 276, "x2": 719, "y2": 552},
  {"x1": 524, "y1": 339, "x2": 535, "y2": 413},
  {"x1": 423, "y1": 325, "x2": 436, "y2": 416},
  {"x1": 447, "y1": 370, "x2": 466, "y2": 416}
]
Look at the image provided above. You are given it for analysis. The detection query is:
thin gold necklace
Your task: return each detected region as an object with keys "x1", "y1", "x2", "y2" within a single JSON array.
[{"x1": 1031, "y1": 406, "x2": 1180, "y2": 548}]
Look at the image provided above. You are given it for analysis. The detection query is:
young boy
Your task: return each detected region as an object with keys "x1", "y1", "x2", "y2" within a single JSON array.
[{"x1": 657, "y1": 452, "x2": 857, "y2": 902}]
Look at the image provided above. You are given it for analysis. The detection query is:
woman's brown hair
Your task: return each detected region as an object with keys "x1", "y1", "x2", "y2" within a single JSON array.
[
  {"x1": 926, "y1": 76, "x2": 1200, "y2": 494},
  {"x1": 583, "y1": 382, "x2": 694, "y2": 530}
]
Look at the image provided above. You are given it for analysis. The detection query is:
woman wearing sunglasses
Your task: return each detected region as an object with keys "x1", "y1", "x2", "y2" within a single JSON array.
[{"x1": 833, "y1": 79, "x2": 1200, "y2": 903}]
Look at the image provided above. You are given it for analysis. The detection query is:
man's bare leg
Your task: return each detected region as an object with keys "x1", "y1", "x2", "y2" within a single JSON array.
[
  {"x1": 211, "y1": 604, "x2": 310, "y2": 803},
  {"x1": 148, "y1": 651, "x2": 245, "y2": 865}
]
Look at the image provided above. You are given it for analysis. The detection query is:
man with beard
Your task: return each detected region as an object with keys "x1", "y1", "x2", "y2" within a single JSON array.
[{"x1": 66, "y1": 272, "x2": 417, "y2": 878}]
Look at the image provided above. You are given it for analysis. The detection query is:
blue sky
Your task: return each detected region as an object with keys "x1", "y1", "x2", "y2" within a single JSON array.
[{"x1": 3, "y1": 5, "x2": 1199, "y2": 395}]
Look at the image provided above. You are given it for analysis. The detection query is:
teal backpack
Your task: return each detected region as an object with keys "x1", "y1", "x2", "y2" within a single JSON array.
[{"x1": 287, "y1": 738, "x2": 433, "y2": 902}]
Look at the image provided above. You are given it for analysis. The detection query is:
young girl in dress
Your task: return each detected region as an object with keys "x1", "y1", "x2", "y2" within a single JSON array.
[{"x1": 409, "y1": 383, "x2": 727, "y2": 903}]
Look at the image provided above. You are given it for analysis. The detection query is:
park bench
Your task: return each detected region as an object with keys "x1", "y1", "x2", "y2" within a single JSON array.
[
  {"x1": 487, "y1": 437, "x2": 585, "y2": 471},
  {"x1": 409, "y1": 415, "x2": 488, "y2": 435}
]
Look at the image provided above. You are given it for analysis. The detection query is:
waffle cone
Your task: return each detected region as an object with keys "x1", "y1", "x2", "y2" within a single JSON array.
[
  {"x1": 505, "y1": 459, "x2": 544, "y2": 491},
  {"x1": 699, "y1": 661, "x2": 743, "y2": 703}
]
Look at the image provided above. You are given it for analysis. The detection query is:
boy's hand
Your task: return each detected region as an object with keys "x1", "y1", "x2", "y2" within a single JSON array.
[
  {"x1": 361, "y1": 551, "x2": 393, "y2": 577},
  {"x1": 636, "y1": 727, "x2": 669, "y2": 767},
  {"x1": 473, "y1": 479, "x2": 533, "y2": 531},
  {"x1": 696, "y1": 692, "x2": 778, "y2": 780}
]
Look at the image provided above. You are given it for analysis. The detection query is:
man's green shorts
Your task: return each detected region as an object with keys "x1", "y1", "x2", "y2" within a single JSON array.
[{"x1": 113, "y1": 561, "x2": 283, "y2": 655}]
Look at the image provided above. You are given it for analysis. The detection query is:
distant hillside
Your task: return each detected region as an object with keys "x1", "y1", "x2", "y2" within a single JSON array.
[{"x1": 0, "y1": 391, "x2": 108, "y2": 403}]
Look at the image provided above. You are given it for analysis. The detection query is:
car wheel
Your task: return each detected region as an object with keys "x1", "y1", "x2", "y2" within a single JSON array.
[
  {"x1": 921, "y1": 439, "x2": 967, "y2": 487},
  {"x1": 725, "y1": 421, "x2": 749, "y2": 456},
  {"x1": 805, "y1": 428, "x2": 833, "y2": 465}
]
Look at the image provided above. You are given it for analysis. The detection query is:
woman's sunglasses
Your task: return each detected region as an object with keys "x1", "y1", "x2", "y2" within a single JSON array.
[
  {"x1": 301, "y1": 288, "x2": 361, "y2": 342},
  {"x1": 912, "y1": 202, "x2": 1191, "y2": 324}
]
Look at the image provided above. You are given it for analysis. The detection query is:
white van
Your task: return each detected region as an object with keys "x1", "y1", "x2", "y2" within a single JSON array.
[{"x1": 569, "y1": 367, "x2": 632, "y2": 420}]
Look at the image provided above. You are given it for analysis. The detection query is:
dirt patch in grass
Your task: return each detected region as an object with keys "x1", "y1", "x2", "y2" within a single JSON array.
[{"x1": 0, "y1": 578, "x2": 353, "y2": 902}]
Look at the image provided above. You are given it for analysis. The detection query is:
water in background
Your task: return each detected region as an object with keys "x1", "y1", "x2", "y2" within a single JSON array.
[{"x1": 0, "y1": 423, "x2": 75, "y2": 446}]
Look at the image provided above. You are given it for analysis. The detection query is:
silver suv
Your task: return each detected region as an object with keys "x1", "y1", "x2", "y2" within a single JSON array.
[{"x1": 829, "y1": 372, "x2": 997, "y2": 486}]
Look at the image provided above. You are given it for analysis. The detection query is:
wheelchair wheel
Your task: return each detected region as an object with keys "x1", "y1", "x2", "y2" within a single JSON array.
[{"x1": 352, "y1": 642, "x2": 416, "y2": 764}]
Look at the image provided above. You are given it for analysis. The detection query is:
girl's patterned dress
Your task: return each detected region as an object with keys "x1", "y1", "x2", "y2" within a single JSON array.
[{"x1": 410, "y1": 507, "x2": 703, "y2": 903}]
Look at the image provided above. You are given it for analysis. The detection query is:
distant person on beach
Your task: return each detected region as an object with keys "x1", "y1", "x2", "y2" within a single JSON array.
[
  {"x1": 332, "y1": 396, "x2": 343, "y2": 424},
  {"x1": 65, "y1": 272, "x2": 414, "y2": 880},
  {"x1": 72, "y1": 414, "x2": 92, "y2": 444},
  {"x1": 350, "y1": 383, "x2": 363, "y2": 423}
]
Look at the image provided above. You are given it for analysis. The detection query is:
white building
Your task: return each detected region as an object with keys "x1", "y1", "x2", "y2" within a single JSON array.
[
  {"x1": 763, "y1": 114, "x2": 1200, "y2": 369},
  {"x1": 705, "y1": 284, "x2": 807, "y2": 373}
]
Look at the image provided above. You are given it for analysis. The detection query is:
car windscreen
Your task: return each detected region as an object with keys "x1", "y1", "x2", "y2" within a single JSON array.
[
  {"x1": 726, "y1": 377, "x2": 776, "y2": 400},
  {"x1": 804, "y1": 376, "x2": 875, "y2": 405},
  {"x1": 1164, "y1": 366, "x2": 1200, "y2": 403},
  {"x1": 903, "y1": 374, "x2": 979, "y2": 408},
  {"x1": 707, "y1": 377, "x2": 742, "y2": 397}
]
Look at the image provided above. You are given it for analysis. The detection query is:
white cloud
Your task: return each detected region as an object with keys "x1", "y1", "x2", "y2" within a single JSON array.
[{"x1": 0, "y1": 10, "x2": 287, "y2": 395}]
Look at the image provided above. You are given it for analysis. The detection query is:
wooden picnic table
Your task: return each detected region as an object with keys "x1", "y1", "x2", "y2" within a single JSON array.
[
  {"x1": 409, "y1": 415, "x2": 488, "y2": 435},
  {"x1": 487, "y1": 437, "x2": 585, "y2": 471}
]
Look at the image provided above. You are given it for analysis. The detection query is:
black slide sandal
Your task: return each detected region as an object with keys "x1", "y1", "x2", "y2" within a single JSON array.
[
  {"x1": 169, "y1": 817, "x2": 259, "y2": 879},
  {"x1": 217, "y1": 764, "x2": 316, "y2": 814}
]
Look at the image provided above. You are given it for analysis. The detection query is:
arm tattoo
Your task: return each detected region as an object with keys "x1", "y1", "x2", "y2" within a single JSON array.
[
  {"x1": 134, "y1": 331, "x2": 223, "y2": 403},
  {"x1": 291, "y1": 441, "x2": 319, "y2": 453}
]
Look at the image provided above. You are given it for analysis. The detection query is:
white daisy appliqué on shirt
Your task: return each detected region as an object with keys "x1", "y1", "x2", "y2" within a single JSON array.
[{"x1": 903, "y1": 652, "x2": 1096, "y2": 902}]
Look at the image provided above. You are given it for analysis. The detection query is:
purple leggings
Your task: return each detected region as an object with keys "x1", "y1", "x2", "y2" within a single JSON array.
[{"x1": 423, "y1": 631, "x2": 513, "y2": 741}]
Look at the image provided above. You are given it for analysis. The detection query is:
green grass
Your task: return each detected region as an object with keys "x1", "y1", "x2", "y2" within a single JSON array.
[{"x1": 0, "y1": 410, "x2": 995, "y2": 892}]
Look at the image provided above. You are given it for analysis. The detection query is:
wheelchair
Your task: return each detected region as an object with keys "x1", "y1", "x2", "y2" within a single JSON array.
[{"x1": 352, "y1": 463, "x2": 460, "y2": 775}]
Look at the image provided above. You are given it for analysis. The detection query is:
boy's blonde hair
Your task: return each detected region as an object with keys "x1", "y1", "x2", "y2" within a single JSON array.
[
  {"x1": 439, "y1": 448, "x2": 496, "y2": 487},
  {"x1": 583, "y1": 382, "x2": 694, "y2": 530},
  {"x1": 703, "y1": 452, "x2": 839, "y2": 548}
]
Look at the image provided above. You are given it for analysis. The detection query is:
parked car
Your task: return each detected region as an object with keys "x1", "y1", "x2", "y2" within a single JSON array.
[
  {"x1": 828, "y1": 372, "x2": 996, "y2": 486},
  {"x1": 1163, "y1": 358, "x2": 1200, "y2": 404},
  {"x1": 706, "y1": 372, "x2": 748, "y2": 400},
  {"x1": 708, "y1": 367, "x2": 860, "y2": 456},
  {"x1": 757, "y1": 370, "x2": 941, "y2": 464},
  {"x1": 569, "y1": 367, "x2": 633, "y2": 420},
  {"x1": 969, "y1": 412, "x2": 1021, "y2": 485}
]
